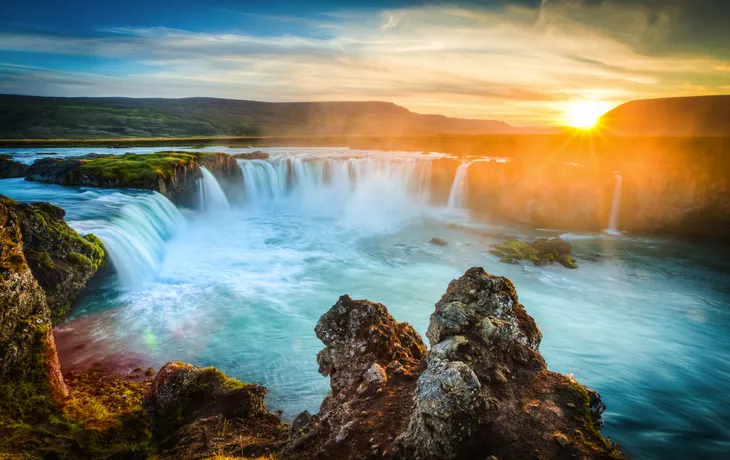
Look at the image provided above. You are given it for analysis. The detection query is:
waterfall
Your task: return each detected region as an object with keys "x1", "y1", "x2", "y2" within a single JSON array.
[
  {"x1": 198, "y1": 167, "x2": 231, "y2": 212},
  {"x1": 91, "y1": 192, "x2": 185, "y2": 288},
  {"x1": 237, "y1": 157, "x2": 434, "y2": 208},
  {"x1": 238, "y1": 160, "x2": 287, "y2": 202},
  {"x1": 447, "y1": 162, "x2": 471, "y2": 209},
  {"x1": 606, "y1": 173, "x2": 623, "y2": 235}
]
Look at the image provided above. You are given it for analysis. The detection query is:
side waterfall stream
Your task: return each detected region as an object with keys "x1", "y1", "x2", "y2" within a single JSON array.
[{"x1": 1, "y1": 147, "x2": 729, "y2": 460}]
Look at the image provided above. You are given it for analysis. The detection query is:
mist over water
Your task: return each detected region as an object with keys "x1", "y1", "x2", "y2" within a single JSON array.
[{"x1": 1, "y1": 147, "x2": 729, "y2": 460}]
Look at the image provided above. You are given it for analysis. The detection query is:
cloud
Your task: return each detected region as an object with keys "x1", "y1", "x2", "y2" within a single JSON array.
[{"x1": 1, "y1": 1, "x2": 729, "y2": 125}]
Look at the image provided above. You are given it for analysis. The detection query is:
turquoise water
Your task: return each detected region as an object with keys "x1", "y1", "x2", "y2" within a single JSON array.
[{"x1": 1, "y1": 148, "x2": 729, "y2": 459}]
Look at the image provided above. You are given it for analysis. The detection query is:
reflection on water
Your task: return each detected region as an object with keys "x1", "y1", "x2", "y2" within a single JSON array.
[{"x1": 1, "y1": 148, "x2": 729, "y2": 460}]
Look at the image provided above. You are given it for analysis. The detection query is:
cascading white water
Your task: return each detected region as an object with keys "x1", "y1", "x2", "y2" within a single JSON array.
[
  {"x1": 199, "y1": 167, "x2": 231, "y2": 212},
  {"x1": 447, "y1": 162, "x2": 471, "y2": 209},
  {"x1": 606, "y1": 172, "x2": 622, "y2": 235},
  {"x1": 89, "y1": 192, "x2": 185, "y2": 288},
  {"x1": 237, "y1": 157, "x2": 433, "y2": 209}
]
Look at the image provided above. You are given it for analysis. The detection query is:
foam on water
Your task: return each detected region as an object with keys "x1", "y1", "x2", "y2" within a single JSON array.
[{"x1": 1, "y1": 148, "x2": 729, "y2": 460}]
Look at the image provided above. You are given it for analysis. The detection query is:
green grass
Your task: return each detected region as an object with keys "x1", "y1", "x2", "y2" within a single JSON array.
[{"x1": 78, "y1": 152, "x2": 197, "y2": 184}]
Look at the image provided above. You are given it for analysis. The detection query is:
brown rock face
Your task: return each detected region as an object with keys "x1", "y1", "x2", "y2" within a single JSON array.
[
  {"x1": 315, "y1": 294, "x2": 426, "y2": 394},
  {"x1": 283, "y1": 268, "x2": 622, "y2": 460},
  {"x1": 143, "y1": 362, "x2": 284, "y2": 458}
]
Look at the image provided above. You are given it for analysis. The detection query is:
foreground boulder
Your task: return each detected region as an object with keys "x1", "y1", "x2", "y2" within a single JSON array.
[
  {"x1": 283, "y1": 268, "x2": 621, "y2": 459},
  {"x1": 143, "y1": 362, "x2": 285, "y2": 459}
]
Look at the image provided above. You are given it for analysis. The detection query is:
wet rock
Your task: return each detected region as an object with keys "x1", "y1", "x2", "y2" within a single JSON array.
[
  {"x1": 490, "y1": 237, "x2": 579, "y2": 269},
  {"x1": 0, "y1": 155, "x2": 29, "y2": 178},
  {"x1": 429, "y1": 237, "x2": 448, "y2": 246}
]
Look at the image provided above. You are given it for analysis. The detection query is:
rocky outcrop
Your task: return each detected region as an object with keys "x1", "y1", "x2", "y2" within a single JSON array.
[
  {"x1": 282, "y1": 268, "x2": 622, "y2": 459},
  {"x1": 143, "y1": 362, "x2": 284, "y2": 459},
  {"x1": 13, "y1": 201, "x2": 106, "y2": 322},
  {"x1": 0, "y1": 154, "x2": 29, "y2": 178},
  {"x1": 23, "y1": 151, "x2": 242, "y2": 205},
  {"x1": 281, "y1": 295, "x2": 427, "y2": 459},
  {"x1": 0, "y1": 196, "x2": 104, "y2": 424}
]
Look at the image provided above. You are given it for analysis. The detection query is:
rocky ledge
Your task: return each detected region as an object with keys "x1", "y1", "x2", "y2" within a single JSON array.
[{"x1": 24, "y1": 151, "x2": 241, "y2": 203}]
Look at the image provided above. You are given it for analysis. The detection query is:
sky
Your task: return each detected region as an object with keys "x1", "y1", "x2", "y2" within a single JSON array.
[{"x1": 1, "y1": 0, "x2": 729, "y2": 126}]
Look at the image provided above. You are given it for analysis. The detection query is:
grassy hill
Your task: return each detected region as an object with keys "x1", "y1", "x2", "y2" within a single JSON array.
[
  {"x1": 0, "y1": 95, "x2": 528, "y2": 139},
  {"x1": 600, "y1": 95, "x2": 730, "y2": 136}
]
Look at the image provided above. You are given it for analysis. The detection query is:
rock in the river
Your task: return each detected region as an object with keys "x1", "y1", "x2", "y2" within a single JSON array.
[
  {"x1": 0, "y1": 154, "x2": 30, "y2": 178},
  {"x1": 143, "y1": 362, "x2": 284, "y2": 457},
  {"x1": 490, "y1": 237, "x2": 578, "y2": 269},
  {"x1": 429, "y1": 237, "x2": 448, "y2": 246},
  {"x1": 233, "y1": 150, "x2": 270, "y2": 160},
  {"x1": 282, "y1": 268, "x2": 622, "y2": 460}
]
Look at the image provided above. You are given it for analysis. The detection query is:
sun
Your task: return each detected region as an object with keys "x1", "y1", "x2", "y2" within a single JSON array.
[{"x1": 564, "y1": 101, "x2": 611, "y2": 129}]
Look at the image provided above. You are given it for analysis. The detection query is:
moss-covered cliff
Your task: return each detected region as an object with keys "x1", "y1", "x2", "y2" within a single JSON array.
[
  {"x1": 0, "y1": 196, "x2": 150, "y2": 459},
  {"x1": 24, "y1": 151, "x2": 242, "y2": 204}
]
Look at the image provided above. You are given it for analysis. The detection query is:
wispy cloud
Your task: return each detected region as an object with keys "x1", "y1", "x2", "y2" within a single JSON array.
[{"x1": 1, "y1": 1, "x2": 728, "y2": 125}]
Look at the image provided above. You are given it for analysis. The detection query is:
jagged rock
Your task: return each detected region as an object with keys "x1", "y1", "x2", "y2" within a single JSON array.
[
  {"x1": 283, "y1": 268, "x2": 622, "y2": 460},
  {"x1": 281, "y1": 295, "x2": 426, "y2": 460},
  {"x1": 143, "y1": 362, "x2": 284, "y2": 456},
  {"x1": 396, "y1": 267, "x2": 619, "y2": 459},
  {"x1": 315, "y1": 294, "x2": 426, "y2": 394},
  {"x1": 233, "y1": 150, "x2": 270, "y2": 160},
  {"x1": 0, "y1": 155, "x2": 29, "y2": 178}
]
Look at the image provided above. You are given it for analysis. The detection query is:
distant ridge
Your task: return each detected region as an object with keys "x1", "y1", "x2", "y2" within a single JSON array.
[
  {"x1": 600, "y1": 95, "x2": 730, "y2": 136},
  {"x1": 0, "y1": 95, "x2": 543, "y2": 139}
]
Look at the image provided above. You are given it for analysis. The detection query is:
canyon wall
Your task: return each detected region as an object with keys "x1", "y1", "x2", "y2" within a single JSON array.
[{"x1": 429, "y1": 157, "x2": 730, "y2": 238}]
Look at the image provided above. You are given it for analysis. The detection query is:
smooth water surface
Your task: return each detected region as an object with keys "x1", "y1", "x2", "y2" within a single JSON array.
[{"x1": 1, "y1": 147, "x2": 729, "y2": 460}]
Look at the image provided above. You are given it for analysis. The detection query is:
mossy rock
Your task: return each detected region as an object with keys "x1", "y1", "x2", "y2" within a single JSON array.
[
  {"x1": 78, "y1": 152, "x2": 197, "y2": 184},
  {"x1": 491, "y1": 237, "x2": 578, "y2": 269}
]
